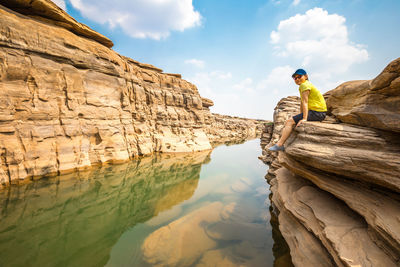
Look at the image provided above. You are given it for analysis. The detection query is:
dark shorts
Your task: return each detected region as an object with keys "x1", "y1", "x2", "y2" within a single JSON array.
[{"x1": 293, "y1": 110, "x2": 326, "y2": 125}]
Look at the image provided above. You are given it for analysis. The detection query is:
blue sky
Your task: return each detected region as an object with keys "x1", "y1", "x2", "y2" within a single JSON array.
[{"x1": 55, "y1": 0, "x2": 400, "y2": 120}]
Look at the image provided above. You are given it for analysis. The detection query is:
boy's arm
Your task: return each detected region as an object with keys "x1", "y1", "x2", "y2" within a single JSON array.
[
  {"x1": 297, "y1": 90, "x2": 310, "y2": 128},
  {"x1": 301, "y1": 90, "x2": 310, "y2": 120}
]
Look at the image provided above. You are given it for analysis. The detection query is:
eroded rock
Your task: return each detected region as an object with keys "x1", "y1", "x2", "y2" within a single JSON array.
[
  {"x1": 285, "y1": 121, "x2": 400, "y2": 192},
  {"x1": 141, "y1": 202, "x2": 223, "y2": 266},
  {"x1": 0, "y1": 2, "x2": 266, "y2": 187},
  {"x1": 261, "y1": 58, "x2": 400, "y2": 266},
  {"x1": 327, "y1": 57, "x2": 400, "y2": 133},
  {"x1": 273, "y1": 168, "x2": 397, "y2": 267},
  {"x1": 280, "y1": 153, "x2": 400, "y2": 262}
]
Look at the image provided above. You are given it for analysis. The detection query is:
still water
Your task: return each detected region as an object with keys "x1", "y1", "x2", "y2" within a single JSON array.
[{"x1": 0, "y1": 139, "x2": 292, "y2": 267}]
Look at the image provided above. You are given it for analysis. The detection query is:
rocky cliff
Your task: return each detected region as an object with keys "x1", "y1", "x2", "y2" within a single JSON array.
[
  {"x1": 261, "y1": 58, "x2": 400, "y2": 266},
  {"x1": 0, "y1": 0, "x2": 267, "y2": 187}
]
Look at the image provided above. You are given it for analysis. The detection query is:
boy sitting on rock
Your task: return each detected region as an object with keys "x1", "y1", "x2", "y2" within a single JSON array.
[{"x1": 269, "y1": 69, "x2": 327, "y2": 151}]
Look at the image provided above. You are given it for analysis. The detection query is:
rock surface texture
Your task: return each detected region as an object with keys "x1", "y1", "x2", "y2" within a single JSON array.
[
  {"x1": 259, "y1": 96, "x2": 300, "y2": 179},
  {"x1": 0, "y1": 1, "x2": 267, "y2": 187},
  {"x1": 261, "y1": 58, "x2": 400, "y2": 266}
]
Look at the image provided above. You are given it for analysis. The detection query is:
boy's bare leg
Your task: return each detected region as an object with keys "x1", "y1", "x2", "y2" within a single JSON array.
[{"x1": 277, "y1": 118, "x2": 295, "y2": 146}]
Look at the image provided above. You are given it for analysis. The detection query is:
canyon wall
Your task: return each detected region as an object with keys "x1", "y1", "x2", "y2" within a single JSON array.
[
  {"x1": 0, "y1": 1, "x2": 267, "y2": 187},
  {"x1": 261, "y1": 58, "x2": 400, "y2": 266}
]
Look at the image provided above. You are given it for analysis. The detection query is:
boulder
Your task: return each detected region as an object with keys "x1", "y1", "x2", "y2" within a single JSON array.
[
  {"x1": 0, "y1": 0, "x2": 113, "y2": 47},
  {"x1": 327, "y1": 57, "x2": 400, "y2": 132},
  {"x1": 141, "y1": 202, "x2": 223, "y2": 266}
]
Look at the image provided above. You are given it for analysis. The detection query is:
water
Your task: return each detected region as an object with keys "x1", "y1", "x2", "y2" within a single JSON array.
[{"x1": 0, "y1": 139, "x2": 292, "y2": 267}]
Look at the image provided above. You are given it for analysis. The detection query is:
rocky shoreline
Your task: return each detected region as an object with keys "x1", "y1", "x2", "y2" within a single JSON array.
[
  {"x1": 260, "y1": 58, "x2": 400, "y2": 266},
  {"x1": 0, "y1": 1, "x2": 268, "y2": 188}
]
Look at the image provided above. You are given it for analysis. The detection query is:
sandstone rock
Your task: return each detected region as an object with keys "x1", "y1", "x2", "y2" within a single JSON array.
[
  {"x1": 261, "y1": 96, "x2": 300, "y2": 159},
  {"x1": 327, "y1": 57, "x2": 400, "y2": 133},
  {"x1": 206, "y1": 113, "x2": 267, "y2": 145},
  {"x1": 284, "y1": 121, "x2": 400, "y2": 193},
  {"x1": 277, "y1": 209, "x2": 335, "y2": 267},
  {"x1": 273, "y1": 167, "x2": 397, "y2": 267},
  {"x1": 259, "y1": 122, "x2": 273, "y2": 151},
  {"x1": 261, "y1": 58, "x2": 400, "y2": 266},
  {"x1": 201, "y1": 97, "x2": 214, "y2": 109},
  {"x1": 0, "y1": 0, "x2": 113, "y2": 48},
  {"x1": 280, "y1": 153, "x2": 400, "y2": 262},
  {"x1": 259, "y1": 96, "x2": 300, "y2": 168},
  {"x1": 220, "y1": 201, "x2": 260, "y2": 223},
  {"x1": 141, "y1": 202, "x2": 223, "y2": 267},
  {"x1": 0, "y1": 3, "x2": 266, "y2": 186},
  {"x1": 259, "y1": 96, "x2": 300, "y2": 181}
]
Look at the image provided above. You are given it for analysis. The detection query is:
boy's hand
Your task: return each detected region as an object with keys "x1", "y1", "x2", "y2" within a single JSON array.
[{"x1": 296, "y1": 119, "x2": 306, "y2": 129}]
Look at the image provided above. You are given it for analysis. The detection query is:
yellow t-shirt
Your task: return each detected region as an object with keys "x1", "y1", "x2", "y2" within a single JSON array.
[{"x1": 299, "y1": 80, "x2": 327, "y2": 112}]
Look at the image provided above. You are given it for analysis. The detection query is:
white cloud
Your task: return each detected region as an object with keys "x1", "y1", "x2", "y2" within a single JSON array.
[
  {"x1": 68, "y1": 0, "x2": 202, "y2": 40},
  {"x1": 186, "y1": 71, "x2": 264, "y2": 119},
  {"x1": 210, "y1": 71, "x2": 232, "y2": 80},
  {"x1": 185, "y1": 59, "x2": 205, "y2": 68},
  {"x1": 257, "y1": 65, "x2": 294, "y2": 96},
  {"x1": 233, "y1": 78, "x2": 254, "y2": 93},
  {"x1": 292, "y1": 0, "x2": 301, "y2": 6},
  {"x1": 270, "y1": 8, "x2": 369, "y2": 73},
  {"x1": 183, "y1": 8, "x2": 370, "y2": 121},
  {"x1": 53, "y1": 0, "x2": 66, "y2": 10},
  {"x1": 270, "y1": 0, "x2": 282, "y2": 5}
]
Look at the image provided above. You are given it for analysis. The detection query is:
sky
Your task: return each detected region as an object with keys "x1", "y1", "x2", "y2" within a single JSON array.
[{"x1": 53, "y1": 0, "x2": 400, "y2": 120}]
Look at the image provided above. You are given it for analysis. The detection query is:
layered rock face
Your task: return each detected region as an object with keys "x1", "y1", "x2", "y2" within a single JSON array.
[
  {"x1": 261, "y1": 58, "x2": 400, "y2": 266},
  {"x1": 206, "y1": 113, "x2": 266, "y2": 145},
  {"x1": 0, "y1": 1, "x2": 266, "y2": 187},
  {"x1": 259, "y1": 96, "x2": 300, "y2": 179}
]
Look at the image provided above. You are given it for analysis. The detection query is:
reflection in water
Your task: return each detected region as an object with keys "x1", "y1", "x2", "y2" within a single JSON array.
[
  {"x1": 0, "y1": 140, "x2": 293, "y2": 267},
  {"x1": 270, "y1": 203, "x2": 295, "y2": 267},
  {"x1": 0, "y1": 151, "x2": 210, "y2": 267}
]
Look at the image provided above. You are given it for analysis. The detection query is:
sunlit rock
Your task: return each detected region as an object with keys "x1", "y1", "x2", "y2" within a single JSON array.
[
  {"x1": 220, "y1": 201, "x2": 260, "y2": 223},
  {"x1": 273, "y1": 168, "x2": 397, "y2": 267},
  {"x1": 280, "y1": 153, "x2": 400, "y2": 262},
  {"x1": 0, "y1": 1, "x2": 267, "y2": 187},
  {"x1": 141, "y1": 202, "x2": 223, "y2": 266},
  {"x1": 285, "y1": 121, "x2": 400, "y2": 192},
  {"x1": 261, "y1": 58, "x2": 400, "y2": 266},
  {"x1": 327, "y1": 57, "x2": 400, "y2": 133}
]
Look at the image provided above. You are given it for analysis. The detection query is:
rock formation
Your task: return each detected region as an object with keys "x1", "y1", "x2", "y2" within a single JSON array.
[
  {"x1": 261, "y1": 58, "x2": 400, "y2": 266},
  {"x1": 259, "y1": 96, "x2": 300, "y2": 179},
  {"x1": 0, "y1": 0, "x2": 267, "y2": 187},
  {"x1": 207, "y1": 113, "x2": 266, "y2": 145}
]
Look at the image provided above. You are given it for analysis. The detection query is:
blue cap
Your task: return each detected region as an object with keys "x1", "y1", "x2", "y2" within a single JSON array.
[{"x1": 292, "y1": 69, "x2": 307, "y2": 77}]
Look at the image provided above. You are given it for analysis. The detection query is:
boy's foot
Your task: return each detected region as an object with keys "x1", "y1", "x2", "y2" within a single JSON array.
[{"x1": 268, "y1": 144, "x2": 285, "y2": 151}]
